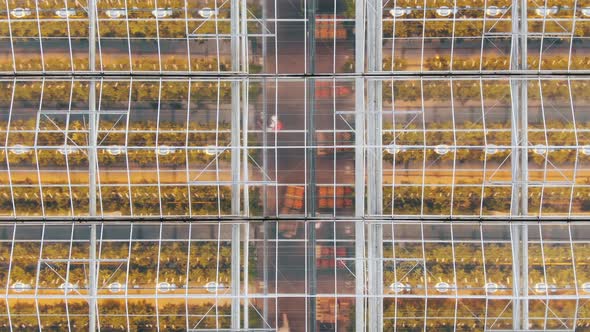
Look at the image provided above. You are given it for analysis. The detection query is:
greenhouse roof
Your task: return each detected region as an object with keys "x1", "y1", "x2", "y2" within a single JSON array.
[{"x1": 1, "y1": 0, "x2": 590, "y2": 330}]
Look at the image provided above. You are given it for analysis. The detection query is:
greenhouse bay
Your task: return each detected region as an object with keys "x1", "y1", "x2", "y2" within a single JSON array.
[{"x1": 2, "y1": 0, "x2": 590, "y2": 331}]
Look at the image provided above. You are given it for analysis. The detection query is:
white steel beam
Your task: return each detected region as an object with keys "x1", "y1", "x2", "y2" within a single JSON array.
[
  {"x1": 88, "y1": 0, "x2": 98, "y2": 329},
  {"x1": 230, "y1": 1, "x2": 241, "y2": 328},
  {"x1": 518, "y1": 0, "x2": 536, "y2": 329},
  {"x1": 509, "y1": 1, "x2": 529, "y2": 328},
  {"x1": 306, "y1": 0, "x2": 318, "y2": 329},
  {"x1": 520, "y1": 77, "x2": 530, "y2": 332},
  {"x1": 230, "y1": 82, "x2": 242, "y2": 328},
  {"x1": 230, "y1": 97, "x2": 242, "y2": 332},
  {"x1": 355, "y1": 0, "x2": 366, "y2": 329},
  {"x1": 354, "y1": 76, "x2": 366, "y2": 332},
  {"x1": 366, "y1": 0, "x2": 383, "y2": 330},
  {"x1": 510, "y1": 1, "x2": 524, "y2": 329}
]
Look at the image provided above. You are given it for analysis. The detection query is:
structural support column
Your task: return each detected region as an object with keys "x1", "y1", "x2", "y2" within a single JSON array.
[
  {"x1": 510, "y1": 1, "x2": 529, "y2": 329},
  {"x1": 88, "y1": 223, "x2": 97, "y2": 332},
  {"x1": 354, "y1": 79, "x2": 366, "y2": 332},
  {"x1": 260, "y1": 3, "x2": 269, "y2": 324},
  {"x1": 366, "y1": 0, "x2": 383, "y2": 331},
  {"x1": 230, "y1": 0, "x2": 241, "y2": 329},
  {"x1": 510, "y1": 77, "x2": 529, "y2": 331},
  {"x1": 306, "y1": 0, "x2": 318, "y2": 330},
  {"x1": 87, "y1": 0, "x2": 97, "y2": 329},
  {"x1": 241, "y1": 78, "x2": 250, "y2": 328},
  {"x1": 354, "y1": 0, "x2": 366, "y2": 330},
  {"x1": 520, "y1": 0, "x2": 529, "y2": 327},
  {"x1": 260, "y1": 0, "x2": 269, "y2": 325},
  {"x1": 519, "y1": 67, "x2": 529, "y2": 332},
  {"x1": 88, "y1": 0, "x2": 97, "y2": 217},
  {"x1": 306, "y1": 79, "x2": 318, "y2": 331},
  {"x1": 509, "y1": 76, "x2": 521, "y2": 331},
  {"x1": 366, "y1": 86, "x2": 383, "y2": 332},
  {"x1": 306, "y1": 77, "x2": 317, "y2": 332},
  {"x1": 230, "y1": 87, "x2": 242, "y2": 327},
  {"x1": 230, "y1": 98, "x2": 242, "y2": 331}
]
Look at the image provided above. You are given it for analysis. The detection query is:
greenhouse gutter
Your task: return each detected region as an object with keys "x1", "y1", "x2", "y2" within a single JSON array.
[{"x1": 1, "y1": 216, "x2": 590, "y2": 223}]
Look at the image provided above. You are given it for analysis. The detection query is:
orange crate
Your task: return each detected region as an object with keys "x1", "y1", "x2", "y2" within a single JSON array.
[{"x1": 294, "y1": 186, "x2": 305, "y2": 196}]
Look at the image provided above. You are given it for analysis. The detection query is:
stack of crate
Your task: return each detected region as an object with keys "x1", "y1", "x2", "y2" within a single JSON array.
[
  {"x1": 317, "y1": 297, "x2": 337, "y2": 325},
  {"x1": 279, "y1": 186, "x2": 354, "y2": 214},
  {"x1": 315, "y1": 15, "x2": 348, "y2": 40},
  {"x1": 335, "y1": 131, "x2": 353, "y2": 153},
  {"x1": 317, "y1": 187, "x2": 354, "y2": 211},
  {"x1": 316, "y1": 131, "x2": 355, "y2": 156},
  {"x1": 280, "y1": 186, "x2": 305, "y2": 214},
  {"x1": 316, "y1": 245, "x2": 348, "y2": 270},
  {"x1": 316, "y1": 298, "x2": 354, "y2": 330},
  {"x1": 315, "y1": 81, "x2": 353, "y2": 98},
  {"x1": 337, "y1": 299, "x2": 353, "y2": 329}
]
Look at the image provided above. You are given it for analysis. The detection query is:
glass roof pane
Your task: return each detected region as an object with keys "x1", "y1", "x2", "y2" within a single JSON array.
[
  {"x1": 0, "y1": 0, "x2": 589, "y2": 328},
  {"x1": 0, "y1": 77, "x2": 590, "y2": 218},
  {"x1": 1, "y1": 0, "x2": 590, "y2": 73}
]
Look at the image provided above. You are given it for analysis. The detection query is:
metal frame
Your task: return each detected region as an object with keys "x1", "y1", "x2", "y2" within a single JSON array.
[
  {"x1": 0, "y1": 221, "x2": 585, "y2": 330},
  {"x1": 0, "y1": 0, "x2": 588, "y2": 329}
]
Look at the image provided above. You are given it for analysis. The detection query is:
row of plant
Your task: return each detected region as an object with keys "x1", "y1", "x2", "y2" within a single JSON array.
[
  {"x1": 0, "y1": 54, "x2": 234, "y2": 72},
  {"x1": 2, "y1": 4, "x2": 590, "y2": 38},
  {"x1": 6, "y1": 123, "x2": 231, "y2": 138},
  {"x1": 1, "y1": 117, "x2": 585, "y2": 138},
  {"x1": 2, "y1": 124, "x2": 577, "y2": 169},
  {"x1": 0, "y1": 77, "x2": 252, "y2": 103},
  {"x1": 381, "y1": 75, "x2": 590, "y2": 101},
  {"x1": 0, "y1": 185, "x2": 261, "y2": 217},
  {"x1": 379, "y1": 54, "x2": 590, "y2": 72},
  {"x1": 421, "y1": 55, "x2": 590, "y2": 71},
  {"x1": 384, "y1": 242, "x2": 590, "y2": 288},
  {"x1": 1, "y1": 241, "x2": 588, "y2": 295},
  {"x1": 0, "y1": 10, "x2": 268, "y2": 38},
  {"x1": 342, "y1": 57, "x2": 408, "y2": 72},
  {"x1": 384, "y1": 185, "x2": 590, "y2": 215},
  {"x1": 3, "y1": 14, "x2": 587, "y2": 39},
  {"x1": 352, "y1": 54, "x2": 590, "y2": 74},
  {"x1": 383, "y1": 20, "x2": 511, "y2": 38},
  {"x1": 0, "y1": 300, "x2": 232, "y2": 331},
  {"x1": 1, "y1": 181, "x2": 586, "y2": 217},
  {"x1": 1, "y1": 1, "x2": 262, "y2": 19},
  {"x1": 0, "y1": 145, "x2": 232, "y2": 167},
  {"x1": 0, "y1": 185, "x2": 234, "y2": 216},
  {"x1": 382, "y1": 121, "x2": 590, "y2": 166},
  {"x1": 2, "y1": 51, "x2": 590, "y2": 74},
  {"x1": 384, "y1": 297, "x2": 586, "y2": 331},
  {"x1": 384, "y1": 17, "x2": 590, "y2": 36},
  {"x1": 1, "y1": 298, "x2": 587, "y2": 331},
  {"x1": 0, "y1": 240, "x2": 232, "y2": 290},
  {"x1": 386, "y1": 0, "x2": 580, "y2": 6},
  {"x1": 3, "y1": 49, "x2": 590, "y2": 75}
]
